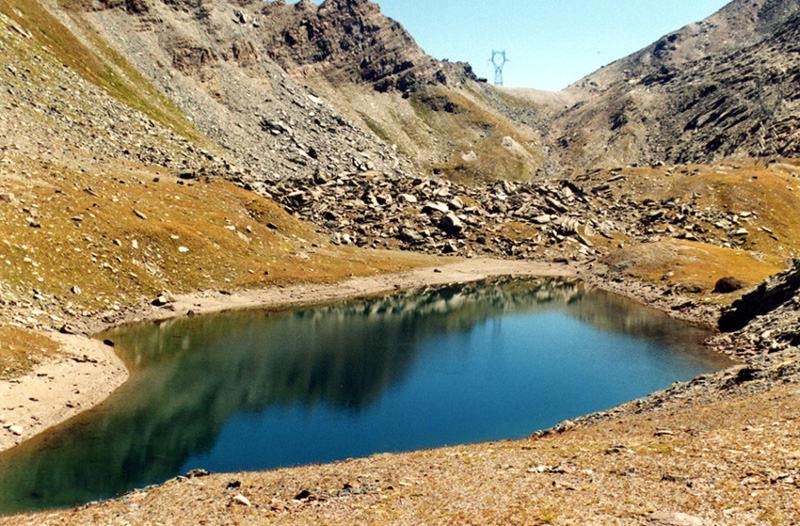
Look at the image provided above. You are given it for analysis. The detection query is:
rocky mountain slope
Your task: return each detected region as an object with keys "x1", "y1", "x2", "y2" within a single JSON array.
[
  {"x1": 58, "y1": 0, "x2": 543, "y2": 183},
  {"x1": 578, "y1": 0, "x2": 800, "y2": 92},
  {"x1": 2, "y1": 0, "x2": 799, "y2": 319},
  {"x1": 534, "y1": 0, "x2": 800, "y2": 174},
  {"x1": 31, "y1": 0, "x2": 800, "y2": 184}
]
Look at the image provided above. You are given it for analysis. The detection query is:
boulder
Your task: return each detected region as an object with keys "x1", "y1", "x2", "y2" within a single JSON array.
[
  {"x1": 422, "y1": 201, "x2": 449, "y2": 215},
  {"x1": 438, "y1": 213, "x2": 464, "y2": 236},
  {"x1": 713, "y1": 276, "x2": 745, "y2": 294},
  {"x1": 719, "y1": 259, "x2": 800, "y2": 332}
]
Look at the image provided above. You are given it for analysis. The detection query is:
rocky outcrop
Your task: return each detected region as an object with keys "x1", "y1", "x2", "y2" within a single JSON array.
[
  {"x1": 259, "y1": 0, "x2": 476, "y2": 92},
  {"x1": 719, "y1": 259, "x2": 800, "y2": 335},
  {"x1": 503, "y1": 0, "x2": 800, "y2": 175},
  {"x1": 577, "y1": 0, "x2": 800, "y2": 92}
]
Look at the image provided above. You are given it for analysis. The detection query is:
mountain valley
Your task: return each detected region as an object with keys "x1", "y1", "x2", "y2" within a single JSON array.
[{"x1": 2, "y1": 0, "x2": 800, "y2": 523}]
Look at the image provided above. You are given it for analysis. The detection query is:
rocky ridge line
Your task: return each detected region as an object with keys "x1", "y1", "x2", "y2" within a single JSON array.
[{"x1": 259, "y1": 0, "x2": 476, "y2": 93}]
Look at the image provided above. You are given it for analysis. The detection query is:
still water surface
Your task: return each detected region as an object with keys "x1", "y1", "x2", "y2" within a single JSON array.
[{"x1": 0, "y1": 278, "x2": 732, "y2": 514}]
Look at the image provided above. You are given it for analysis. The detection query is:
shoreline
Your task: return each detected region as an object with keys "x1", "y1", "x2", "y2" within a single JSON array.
[
  {"x1": 0, "y1": 333, "x2": 128, "y2": 452},
  {"x1": 96, "y1": 258, "x2": 577, "y2": 330},
  {"x1": 0, "y1": 258, "x2": 574, "y2": 454},
  {"x1": 5, "y1": 256, "x2": 798, "y2": 525}
]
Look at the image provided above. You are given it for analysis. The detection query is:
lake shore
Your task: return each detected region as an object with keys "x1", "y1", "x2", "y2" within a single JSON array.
[
  {"x1": 0, "y1": 333, "x2": 128, "y2": 452},
  {"x1": 0, "y1": 258, "x2": 573, "y2": 454},
  {"x1": 3, "y1": 257, "x2": 800, "y2": 525}
]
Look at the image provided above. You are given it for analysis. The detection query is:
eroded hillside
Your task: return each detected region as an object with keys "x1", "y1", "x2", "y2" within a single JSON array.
[{"x1": 537, "y1": 0, "x2": 800, "y2": 174}]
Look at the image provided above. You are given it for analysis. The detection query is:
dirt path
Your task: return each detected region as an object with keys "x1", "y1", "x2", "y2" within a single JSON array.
[{"x1": 0, "y1": 258, "x2": 573, "y2": 454}]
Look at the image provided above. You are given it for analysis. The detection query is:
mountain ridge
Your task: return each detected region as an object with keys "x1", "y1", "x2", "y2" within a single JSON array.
[
  {"x1": 525, "y1": 0, "x2": 800, "y2": 174},
  {"x1": 573, "y1": 0, "x2": 800, "y2": 93}
]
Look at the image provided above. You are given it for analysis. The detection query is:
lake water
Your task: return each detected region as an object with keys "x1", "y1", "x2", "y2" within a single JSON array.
[{"x1": 0, "y1": 278, "x2": 732, "y2": 514}]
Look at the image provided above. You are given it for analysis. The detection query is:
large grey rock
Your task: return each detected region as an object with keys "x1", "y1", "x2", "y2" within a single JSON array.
[{"x1": 648, "y1": 511, "x2": 705, "y2": 526}]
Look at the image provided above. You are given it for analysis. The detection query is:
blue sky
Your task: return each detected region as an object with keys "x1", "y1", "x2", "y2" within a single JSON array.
[{"x1": 290, "y1": 0, "x2": 732, "y2": 91}]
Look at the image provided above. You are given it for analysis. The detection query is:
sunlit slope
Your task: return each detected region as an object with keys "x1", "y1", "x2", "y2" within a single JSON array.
[
  {"x1": 309, "y1": 80, "x2": 548, "y2": 183},
  {"x1": 0, "y1": 4, "x2": 434, "y2": 376},
  {"x1": 587, "y1": 160, "x2": 800, "y2": 295},
  {"x1": 0, "y1": 0, "x2": 210, "y2": 148}
]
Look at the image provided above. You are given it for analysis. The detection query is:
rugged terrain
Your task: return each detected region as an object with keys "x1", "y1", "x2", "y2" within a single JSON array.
[
  {"x1": 2, "y1": 0, "x2": 800, "y2": 523},
  {"x1": 538, "y1": 0, "x2": 800, "y2": 173}
]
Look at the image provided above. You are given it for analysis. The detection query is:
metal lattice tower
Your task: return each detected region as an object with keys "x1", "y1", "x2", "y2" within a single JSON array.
[{"x1": 490, "y1": 50, "x2": 509, "y2": 86}]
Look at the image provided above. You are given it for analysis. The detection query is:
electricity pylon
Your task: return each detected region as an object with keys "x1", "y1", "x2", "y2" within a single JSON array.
[{"x1": 490, "y1": 50, "x2": 509, "y2": 86}]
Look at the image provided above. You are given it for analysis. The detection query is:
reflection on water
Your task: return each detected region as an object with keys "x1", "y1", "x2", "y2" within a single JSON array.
[{"x1": 0, "y1": 278, "x2": 731, "y2": 514}]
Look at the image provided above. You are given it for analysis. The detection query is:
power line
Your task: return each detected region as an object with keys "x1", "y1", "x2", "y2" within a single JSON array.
[{"x1": 490, "y1": 50, "x2": 509, "y2": 86}]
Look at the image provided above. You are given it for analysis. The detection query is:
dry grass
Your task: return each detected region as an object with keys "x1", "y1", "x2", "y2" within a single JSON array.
[
  {"x1": 607, "y1": 238, "x2": 784, "y2": 295},
  {"x1": 0, "y1": 157, "x2": 435, "y2": 310},
  {"x1": 306, "y1": 79, "x2": 544, "y2": 184},
  {"x1": 658, "y1": 161, "x2": 800, "y2": 257},
  {"x1": 413, "y1": 88, "x2": 541, "y2": 183},
  {"x1": 0, "y1": 326, "x2": 59, "y2": 379},
  {"x1": 581, "y1": 159, "x2": 800, "y2": 297}
]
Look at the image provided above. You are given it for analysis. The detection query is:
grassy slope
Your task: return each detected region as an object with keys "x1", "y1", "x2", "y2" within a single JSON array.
[
  {"x1": 310, "y1": 80, "x2": 545, "y2": 184},
  {"x1": 601, "y1": 160, "x2": 800, "y2": 296},
  {"x1": 0, "y1": 155, "x2": 435, "y2": 377},
  {"x1": 0, "y1": 0, "x2": 436, "y2": 377}
]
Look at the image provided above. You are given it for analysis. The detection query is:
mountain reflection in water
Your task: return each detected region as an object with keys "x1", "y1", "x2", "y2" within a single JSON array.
[{"x1": 0, "y1": 278, "x2": 731, "y2": 514}]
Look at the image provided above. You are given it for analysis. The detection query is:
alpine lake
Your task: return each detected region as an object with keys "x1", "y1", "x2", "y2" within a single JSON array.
[{"x1": 0, "y1": 277, "x2": 734, "y2": 514}]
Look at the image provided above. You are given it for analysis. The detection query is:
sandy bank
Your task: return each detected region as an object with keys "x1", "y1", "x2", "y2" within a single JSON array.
[
  {"x1": 0, "y1": 333, "x2": 128, "y2": 452},
  {"x1": 0, "y1": 258, "x2": 573, "y2": 454}
]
